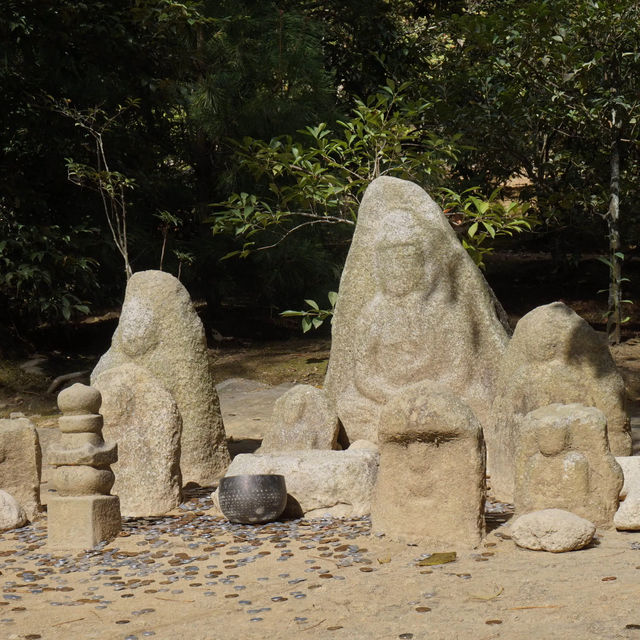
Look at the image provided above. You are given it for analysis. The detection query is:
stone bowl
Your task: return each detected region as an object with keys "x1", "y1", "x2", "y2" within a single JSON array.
[{"x1": 218, "y1": 474, "x2": 287, "y2": 524}]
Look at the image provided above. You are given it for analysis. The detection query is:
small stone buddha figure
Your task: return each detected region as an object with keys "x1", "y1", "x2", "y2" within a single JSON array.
[
  {"x1": 514, "y1": 403, "x2": 623, "y2": 527},
  {"x1": 489, "y1": 302, "x2": 631, "y2": 502},
  {"x1": 521, "y1": 419, "x2": 589, "y2": 510}
]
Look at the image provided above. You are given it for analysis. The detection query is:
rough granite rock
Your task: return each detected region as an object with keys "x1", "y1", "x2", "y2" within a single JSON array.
[
  {"x1": 0, "y1": 417, "x2": 42, "y2": 520},
  {"x1": 91, "y1": 270, "x2": 229, "y2": 485},
  {"x1": 614, "y1": 456, "x2": 640, "y2": 530},
  {"x1": 490, "y1": 302, "x2": 631, "y2": 501},
  {"x1": 0, "y1": 490, "x2": 27, "y2": 532},
  {"x1": 511, "y1": 509, "x2": 596, "y2": 552},
  {"x1": 93, "y1": 364, "x2": 182, "y2": 516},
  {"x1": 514, "y1": 404, "x2": 623, "y2": 527},
  {"x1": 371, "y1": 380, "x2": 486, "y2": 547},
  {"x1": 212, "y1": 450, "x2": 379, "y2": 518},
  {"x1": 260, "y1": 385, "x2": 339, "y2": 453},
  {"x1": 348, "y1": 440, "x2": 378, "y2": 452},
  {"x1": 324, "y1": 176, "x2": 508, "y2": 444}
]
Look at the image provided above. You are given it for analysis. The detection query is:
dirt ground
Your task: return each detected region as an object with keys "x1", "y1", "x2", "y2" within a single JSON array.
[{"x1": 1, "y1": 336, "x2": 640, "y2": 639}]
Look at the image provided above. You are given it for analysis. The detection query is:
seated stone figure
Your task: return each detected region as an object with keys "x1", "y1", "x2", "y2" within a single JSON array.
[
  {"x1": 522, "y1": 419, "x2": 590, "y2": 509},
  {"x1": 339, "y1": 215, "x2": 442, "y2": 432},
  {"x1": 324, "y1": 177, "x2": 509, "y2": 445},
  {"x1": 92, "y1": 270, "x2": 229, "y2": 487},
  {"x1": 260, "y1": 384, "x2": 339, "y2": 453},
  {"x1": 490, "y1": 302, "x2": 631, "y2": 502},
  {"x1": 514, "y1": 403, "x2": 623, "y2": 527}
]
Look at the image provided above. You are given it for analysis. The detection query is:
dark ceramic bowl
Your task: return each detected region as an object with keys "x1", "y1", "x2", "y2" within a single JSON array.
[{"x1": 218, "y1": 474, "x2": 287, "y2": 524}]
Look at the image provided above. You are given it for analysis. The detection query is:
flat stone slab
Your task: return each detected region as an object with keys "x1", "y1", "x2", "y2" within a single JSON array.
[
  {"x1": 216, "y1": 378, "x2": 295, "y2": 440},
  {"x1": 213, "y1": 449, "x2": 379, "y2": 518}
]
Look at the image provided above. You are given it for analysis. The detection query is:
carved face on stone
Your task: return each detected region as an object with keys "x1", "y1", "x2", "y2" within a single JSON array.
[
  {"x1": 376, "y1": 241, "x2": 425, "y2": 297},
  {"x1": 374, "y1": 211, "x2": 433, "y2": 298},
  {"x1": 118, "y1": 297, "x2": 158, "y2": 358}
]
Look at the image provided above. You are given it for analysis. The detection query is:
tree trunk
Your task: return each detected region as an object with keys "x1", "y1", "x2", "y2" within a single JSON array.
[{"x1": 606, "y1": 118, "x2": 622, "y2": 345}]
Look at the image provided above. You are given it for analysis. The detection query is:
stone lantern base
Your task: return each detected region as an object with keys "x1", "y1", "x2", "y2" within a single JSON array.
[{"x1": 48, "y1": 495, "x2": 121, "y2": 549}]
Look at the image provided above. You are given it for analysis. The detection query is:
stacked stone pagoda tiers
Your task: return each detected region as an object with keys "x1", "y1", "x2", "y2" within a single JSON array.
[{"x1": 48, "y1": 383, "x2": 121, "y2": 548}]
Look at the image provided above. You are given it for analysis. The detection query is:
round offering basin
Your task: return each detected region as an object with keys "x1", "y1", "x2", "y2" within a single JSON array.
[{"x1": 218, "y1": 474, "x2": 287, "y2": 524}]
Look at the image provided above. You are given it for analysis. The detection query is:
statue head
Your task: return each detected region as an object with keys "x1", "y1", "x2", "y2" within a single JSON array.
[
  {"x1": 536, "y1": 420, "x2": 569, "y2": 457},
  {"x1": 374, "y1": 211, "x2": 426, "y2": 297},
  {"x1": 374, "y1": 212, "x2": 450, "y2": 298}
]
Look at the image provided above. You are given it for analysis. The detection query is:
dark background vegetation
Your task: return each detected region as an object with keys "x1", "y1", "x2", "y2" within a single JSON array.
[{"x1": 1, "y1": 0, "x2": 639, "y2": 356}]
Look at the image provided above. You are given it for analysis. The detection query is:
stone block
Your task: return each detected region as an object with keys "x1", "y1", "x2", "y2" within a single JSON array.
[
  {"x1": 614, "y1": 456, "x2": 640, "y2": 530},
  {"x1": 371, "y1": 381, "x2": 486, "y2": 547},
  {"x1": 47, "y1": 495, "x2": 121, "y2": 549}
]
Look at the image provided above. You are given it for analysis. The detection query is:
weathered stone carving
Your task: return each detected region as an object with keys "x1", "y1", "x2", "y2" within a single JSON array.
[
  {"x1": 514, "y1": 403, "x2": 623, "y2": 527},
  {"x1": 371, "y1": 381, "x2": 486, "y2": 547},
  {"x1": 324, "y1": 176, "x2": 508, "y2": 444},
  {"x1": 489, "y1": 302, "x2": 631, "y2": 501},
  {"x1": 0, "y1": 416, "x2": 42, "y2": 520},
  {"x1": 92, "y1": 270, "x2": 230, "y2": 486},
  {"x1": 48, "y1": 384, "x2": 121, "y2": 548},
  {"x1": 93, "y1": 363, "x2": 182, "y2": 516},
  {"x1": 260, "y1": 384, "x2": 339, "y2": 452}
]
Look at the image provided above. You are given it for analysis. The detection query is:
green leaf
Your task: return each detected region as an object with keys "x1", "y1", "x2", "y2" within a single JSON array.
[
  {"x1": 305, "y1": 299, "x2": 320, "y2": 311},
  {"x1": 328, "y1": 291, "x2": 338, "y2": 307},
  {"x1": 468, "y1": 222, "x2": 479, "y2": 238},
  {"x1": 301, "y1": 316, "x2": 312, "y2": 333}
]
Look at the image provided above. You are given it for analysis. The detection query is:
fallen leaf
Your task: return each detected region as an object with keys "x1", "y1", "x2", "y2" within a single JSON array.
[
  {"x1": 417, "y1": 552, "x2": 457, "y2": 566},
  {"x1": 469, "y1": 586, "x2": 504, "y2": 601},
  {"x1": 377, "y1": 556, "x2": 391, "y2": 564}
]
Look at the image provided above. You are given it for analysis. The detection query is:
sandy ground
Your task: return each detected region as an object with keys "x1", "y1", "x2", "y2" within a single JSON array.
[
  {"x1": 1, "y1": 498, "x2": 640, "y2": 640},
  {"x1": 1, "y1": 336, "x2": 640, "y2": 639}
]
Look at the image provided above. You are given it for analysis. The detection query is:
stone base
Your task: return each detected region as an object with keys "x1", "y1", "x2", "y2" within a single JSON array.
[{"x1": 47, "y1": 495, "x2": 121, "y2": 549}]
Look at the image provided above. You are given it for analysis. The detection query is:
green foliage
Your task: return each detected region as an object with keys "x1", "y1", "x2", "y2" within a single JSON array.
[
  {"x1": 439, "y1": 187, "x2": 535, "y2": 269},
  {"x1": 281, "y1": 291, "x2": 338, "y2": 332},
  {"x1": 210, "y1": 81, "x2": 460, "y2": 256},
  {"x1": 0, "y1": 205, "x2": 98, "y2": 326}
]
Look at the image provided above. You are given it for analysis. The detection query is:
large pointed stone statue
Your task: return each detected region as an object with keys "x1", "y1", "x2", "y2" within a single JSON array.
[
  {"x1": 92, "y1": 270, "x2": 229, "y2": 486},
  {"x1": 324, "y1": 176, "x2": 509, "y2": 444}
]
